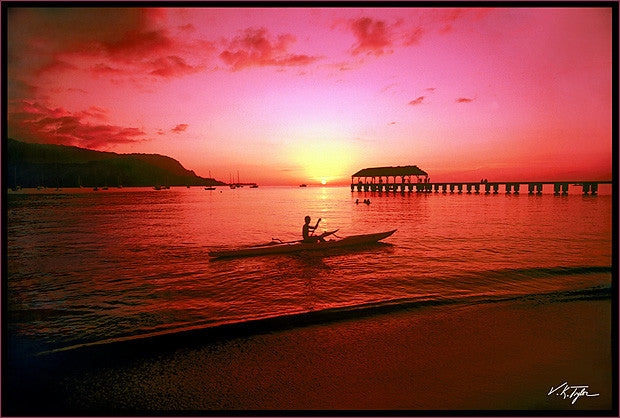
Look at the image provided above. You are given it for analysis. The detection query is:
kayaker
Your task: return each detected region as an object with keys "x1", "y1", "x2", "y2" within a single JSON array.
[{"x1": 302, "y1": 216, "x2": 326, "y2": 243}]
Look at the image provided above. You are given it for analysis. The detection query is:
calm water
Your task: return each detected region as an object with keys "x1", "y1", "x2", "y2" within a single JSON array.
[{"x1": 6, "y1": 186, "x2": 613, "y2": 354}]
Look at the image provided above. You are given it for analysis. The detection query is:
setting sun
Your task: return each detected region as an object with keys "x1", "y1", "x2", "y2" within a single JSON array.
[{"x1": 321, "y1": 179, "x2": 327, "y2": 185}]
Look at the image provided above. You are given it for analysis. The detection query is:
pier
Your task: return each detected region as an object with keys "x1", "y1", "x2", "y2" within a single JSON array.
[{"x1": 351, "y1": 166, "x2": 611, "y2": 195}]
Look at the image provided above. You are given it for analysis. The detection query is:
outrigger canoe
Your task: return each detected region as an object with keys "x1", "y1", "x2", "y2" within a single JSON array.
[{"x1": 209, "y1": 229, "x2": 396, "y2": 258}]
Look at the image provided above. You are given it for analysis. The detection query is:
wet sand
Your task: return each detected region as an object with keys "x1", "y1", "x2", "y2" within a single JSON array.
[{"x1": 5, "y1": 298, "x2": 613, "y2": 413}]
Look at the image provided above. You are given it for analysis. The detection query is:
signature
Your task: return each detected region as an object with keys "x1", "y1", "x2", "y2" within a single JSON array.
[{"x1": 548, "y1": 382, "x2": 600, "y2": 404}]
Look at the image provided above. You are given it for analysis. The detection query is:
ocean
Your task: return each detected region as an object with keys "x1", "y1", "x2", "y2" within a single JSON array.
[{"x1": 5, "y1": 185, "x2": 613, "y2": 357}]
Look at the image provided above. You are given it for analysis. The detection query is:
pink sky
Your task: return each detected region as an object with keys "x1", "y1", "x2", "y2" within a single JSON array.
[{"x1": 6, "y1": 6, "x2": 613, "y2": 185}]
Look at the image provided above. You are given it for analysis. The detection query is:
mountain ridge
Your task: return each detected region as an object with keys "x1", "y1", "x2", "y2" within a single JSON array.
[{"x1": 5, "y1": 138, "x2": 225, "y2": 188}]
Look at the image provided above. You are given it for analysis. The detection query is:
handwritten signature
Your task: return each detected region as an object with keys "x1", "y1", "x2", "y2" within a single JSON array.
[{"x1": 548, "y1": 382, "x2": 600, "y2": 404}]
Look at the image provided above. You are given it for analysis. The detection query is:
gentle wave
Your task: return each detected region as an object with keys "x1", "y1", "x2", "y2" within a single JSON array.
[
  {"x1": 462, "y1": 265, "x2": 612, "y2": 280},
  {"x1": 36, "y1": 270, "x2": 611, "y2": 357}
]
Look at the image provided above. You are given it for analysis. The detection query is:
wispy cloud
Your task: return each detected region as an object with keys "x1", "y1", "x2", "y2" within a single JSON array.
[
  {"x1": 456, "y1": 97, "x2": 474, "y2": 103},
  {"x1": 408, "y1": 96, "x2": 426, "y2": 106},
  {"x1": 402, "y1": 27, "x2": 425, "y2": 46},
  {"x1": 171, "y1": 124, "x2": 189, "y2": 133}
]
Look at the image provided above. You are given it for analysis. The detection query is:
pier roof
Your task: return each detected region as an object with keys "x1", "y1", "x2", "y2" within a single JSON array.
[{"x1": 352, "y1": 165, "x2": 428, "y2": 178}]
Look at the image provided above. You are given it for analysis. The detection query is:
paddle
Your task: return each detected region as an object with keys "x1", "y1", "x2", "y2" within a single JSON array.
[
  {"x1": 250, "y1": 229, "x2": 340, "y2": 247},
  {"x1": 310, "y1": 218, "x2": 322, "y2": 236}
]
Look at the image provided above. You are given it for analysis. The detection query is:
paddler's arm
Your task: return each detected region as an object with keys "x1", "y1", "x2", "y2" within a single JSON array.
[{"x1": 309, "y1": 218, "x2": 321, "y2": 235}]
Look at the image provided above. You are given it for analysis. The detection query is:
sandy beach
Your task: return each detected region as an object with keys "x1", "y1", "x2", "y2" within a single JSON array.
[{"x1": 5, "y1": 297, "x2": 612, "y2": 414}]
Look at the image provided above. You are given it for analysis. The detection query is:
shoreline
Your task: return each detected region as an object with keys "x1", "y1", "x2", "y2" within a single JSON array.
[{"x1": 4, "y1": 297, "x2": 613, "y2": 414}]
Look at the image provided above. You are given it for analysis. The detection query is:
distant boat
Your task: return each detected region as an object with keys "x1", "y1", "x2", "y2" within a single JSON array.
[
  {"x1": 205, "y1": 186, "x2": 216, "y2": 190},
  {"x1": 250, "y1": 184, "x2": 258, "y2": 188},
  {"x1": 229, "y1": 184, "x2": 237, "y2": 189},
  {"x1": 93, "y1": 187, "x2": 99, "y2": 191},
  {"x1": 299, "y1": 184, "x2": 307, "y2": 187},
  {"x1": 154, "y1": 185, "x2": 162, "y2": 190}
]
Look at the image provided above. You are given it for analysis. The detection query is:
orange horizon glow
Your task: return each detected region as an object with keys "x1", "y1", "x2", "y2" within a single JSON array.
[{"x1": 6, "y1": 6, "x2": 614, "y2": 185}]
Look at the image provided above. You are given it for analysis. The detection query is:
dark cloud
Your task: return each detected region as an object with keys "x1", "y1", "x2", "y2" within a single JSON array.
[
  {"x1": 35, "y1": 59, "x2": 78, "y2": 75},
  {"x1": 219, "y1": 27, "x2": 320, "y2": 71},
  {"x1": 99, "y1": 28, "x2": 173, "y2": 62},
  {"x1": 8, "y1": 101, "x2": 148, "y2": 148},
  {"x1": 8, "y1": 7, "x2": 206, "y2": 86},
  {"x1": 349, "y1": 17, "x2": 393, "y2": 56}
]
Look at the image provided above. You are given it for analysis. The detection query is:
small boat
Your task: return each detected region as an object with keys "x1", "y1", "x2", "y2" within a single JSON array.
[
  {"x1": 299, "y1": 184, "x2": 307, "y2": 187},
  {"x1": 205, "y1": 186, "x2": 216, "y2": 190},
  {"x1": 209, "y1": 229, "x2": 396, "y2": 258}
]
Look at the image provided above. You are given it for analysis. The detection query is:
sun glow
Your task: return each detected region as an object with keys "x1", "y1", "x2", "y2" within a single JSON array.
[{"x1": 287, "y1": 138, "x2": 359, "y2": 184}]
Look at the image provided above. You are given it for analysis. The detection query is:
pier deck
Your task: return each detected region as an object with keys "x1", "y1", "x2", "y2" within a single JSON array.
[{"x1": 351, "y1": 181, "x2": 612, "y2": 195}]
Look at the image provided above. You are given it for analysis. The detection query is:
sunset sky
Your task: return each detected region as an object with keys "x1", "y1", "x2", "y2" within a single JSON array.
[{"x1": 6, "y1": 6, "x2": 613, "y2": 185}]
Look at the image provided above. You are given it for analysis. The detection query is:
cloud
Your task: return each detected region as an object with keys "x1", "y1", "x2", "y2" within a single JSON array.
[
  {"x1": 77, "y1": 106, "x2": 109, "y2": 121},
  {"x1": 408, "y1": 96, "x2": 426, "y2": 106},
  {"x1": 171, "y1": 124, "x2": 189, "y2": 133},
  {"x1": 148, "y1": 56, "x2": 203, "y2": 78},
  {"x1": 89, "y1": 63, "x2": 126, "y2": 76},
  {"x1": 35, "y1": 59, "x2": 78, "y2": 76},
  {"x1": 403, "y1": 27, "x2": 425, "y2": 46},
  {"x1": 99, "y1": 28, "x2": 173, "y2": 62},
  {"x1": 8, "y1": 7, "x2": 207, "y2": 87},
  {"x1": 8, "y1": 101, "x2": 148, "y2": 148},
  {"x1": 219, "y1": 27, "x2": 320, "y2": 71},
  {"x1": 339, "y1": 10, "x2": 493, "y2": 59},
  {"x1": 348, "y1": 17, "x2": 393, "y2": 56},
  {"x1": 178, "y1": 23, "x2": 195, "y2": 32},
  {"x1": 456, "y1": 97, "x2": 474, "y2": 103}
]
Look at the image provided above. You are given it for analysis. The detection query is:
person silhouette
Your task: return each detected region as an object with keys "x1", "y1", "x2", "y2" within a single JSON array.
[{"x1": 302, "y1": 216, "x2": 326, "y2": 243}]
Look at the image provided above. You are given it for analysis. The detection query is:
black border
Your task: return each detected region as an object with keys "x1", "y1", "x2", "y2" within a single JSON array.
[{"x1": 1, "y1": 1, "x2": 618, "y2": 416}]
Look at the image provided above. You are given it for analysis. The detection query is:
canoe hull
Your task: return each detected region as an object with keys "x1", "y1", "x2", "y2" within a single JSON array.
[{"x1": 209, "y1": 229, "x2": 396, "y2": 258}]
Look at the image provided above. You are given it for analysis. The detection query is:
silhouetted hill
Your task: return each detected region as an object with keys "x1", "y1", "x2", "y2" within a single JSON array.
[{"x1": 5, "y1": 138, "x2": 225, "y2": 188}]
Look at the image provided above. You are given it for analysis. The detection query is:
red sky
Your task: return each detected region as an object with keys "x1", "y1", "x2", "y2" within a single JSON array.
[{"x1": 6, "y1": 6, "x2": 614, "y2": 185}]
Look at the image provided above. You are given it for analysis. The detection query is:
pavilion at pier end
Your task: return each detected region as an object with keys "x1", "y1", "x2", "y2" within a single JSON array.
[{"x1": 351, "y1": 165, "x2": 429, "y2": 193}]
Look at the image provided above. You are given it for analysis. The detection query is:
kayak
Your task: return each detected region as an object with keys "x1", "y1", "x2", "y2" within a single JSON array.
[{"x1": 209, "y1": 229, "x2": 396, "y2": 258}]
